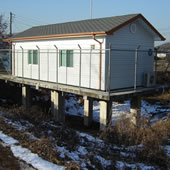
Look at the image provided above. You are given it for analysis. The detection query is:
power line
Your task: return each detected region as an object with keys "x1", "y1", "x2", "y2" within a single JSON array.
[
  {"x1": 13, "y1": 18, "x2": 34, "y2": 27},
  {"x1": 15, "y1": 14, "x2": 49, "y2": 25}
]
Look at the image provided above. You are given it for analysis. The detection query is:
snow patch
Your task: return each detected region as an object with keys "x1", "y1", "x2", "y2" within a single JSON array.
[
  {"x1": 164, "y1": 145, "x2": 170, "y2": 158},
  {"x1": 11, "y1": 145, "x2": 64, "y2": 170},
  {"x1": 2, "y1": 116, "x2": 33, "y2": 131},
  {"x1": 0, "y1": 131, "x2": 18, "y2": 145},
  {"x1": 95, "y1": 155, "x2": 112, "y2": 168},
  {"x1": 65, "y1": 95, "x2": 170, "y2": 124},
  {"x1": 116, "y1": 161, "x2": 155, "y2": 170},
  {"x1": 0, "y1": 130, "x2": 64, "y2": 170}
]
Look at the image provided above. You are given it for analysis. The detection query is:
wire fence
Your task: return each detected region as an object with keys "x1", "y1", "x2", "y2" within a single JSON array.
[
  {"x1": 0, "y1": 48, "x2": 169, "y2": 90},
  {"x1": 0, "y1": 49, "x2": 11, "y2": 73}
]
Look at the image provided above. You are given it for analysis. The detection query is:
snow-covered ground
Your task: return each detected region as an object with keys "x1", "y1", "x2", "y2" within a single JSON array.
[
  {"x1": 0, "y1": 109, "x2": 169, "y2": 169},
  {"x1": 0, "y1": 94, "x2": 169, "y2": 169},
  {"x1": 65, "y1": 95, "x2": 170, "y2": 123}
]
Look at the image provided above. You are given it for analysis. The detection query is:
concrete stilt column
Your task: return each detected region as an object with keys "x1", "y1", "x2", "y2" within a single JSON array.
[
  {"x1": 130, "y1": 96, "x2": 141, "y2": 126},
  {"x1": 22, "y1": 85, "x2": 31, "y2": 109},
  {"x1": 99, "y1": 100, "x2": 112, "y2": 131},
  {"x1": 51, "y1": 90, "x2": 65, "y2": 122},
  {"x1": 51, "y1": 90, "x2": 54, "y2": 114},
  {"x1": 84, "y1": 97, "x2": 93, "y2": 127}
]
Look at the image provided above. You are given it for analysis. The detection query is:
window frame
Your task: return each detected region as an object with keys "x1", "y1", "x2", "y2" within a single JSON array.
[
  {"x1": 28, "y1": 49, "x2": 38, "y2": 65},
  {"x1": 59, "y1": 49, "x2": 73, "y2": 67}
]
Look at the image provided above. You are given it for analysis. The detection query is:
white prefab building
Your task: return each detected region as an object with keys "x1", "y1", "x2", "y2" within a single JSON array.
[{"x1": 7, "y1": 13, "x2": 165, "y2": 91}]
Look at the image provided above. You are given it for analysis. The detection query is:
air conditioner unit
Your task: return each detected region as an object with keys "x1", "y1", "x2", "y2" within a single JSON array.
[{"x1": 143, "y1": 72, "x2": 156, "y2": 87}]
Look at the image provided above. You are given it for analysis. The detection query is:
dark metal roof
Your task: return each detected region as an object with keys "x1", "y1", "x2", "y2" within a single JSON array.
[
  {"x1": 12, "y1": 14, "x2": 139, "y2": 38},
  {"x1": 7, "y1": 13, "x2": 165, "y2": 41}
]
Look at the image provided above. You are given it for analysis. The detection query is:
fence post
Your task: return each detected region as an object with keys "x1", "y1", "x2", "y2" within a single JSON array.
[
  {"x1": 66, "y1": 50, "x2": 67, "y2": 84},
  {"x1": 16, "y1": 50, "x2": 18, "y2": 76},
  {"x1": 78, "y1": 44, "x2": 82, "y2": 87},
  {"x1": 36, "y1": 45, "x2": 40, "y2": 81},
  {"x1": 9, "y1": 43, "x2": 12, "y2": 74},
  {"x1": 54, "y1": 45, "x2": 58, "y2": 83},
  {"x1": 89, "y1": 49, "x2": 92, "y2": 88},
  {"x1": 134, "y1": 46, "x2": 140, "y2": 90},
  {"x1": 47, "y1": 49, "x2": 49, "y2": 81},
  {"x1": 107, "y1": 44, "x2": 112, "y2": 92},
  {"x1": 154, "y1": 49, "x2": 158, "y2": 83},
  {"x1": 12, "y1": 44, "x2": 16, "y2": 75},
  {"x1": 20, "y1": 46, "x2": 24, "y2": 78}
]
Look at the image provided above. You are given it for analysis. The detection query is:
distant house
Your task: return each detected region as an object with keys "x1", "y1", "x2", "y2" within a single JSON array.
[
  {"x1": 6, "y1": 13, "x2": 165, "y2": 91},
  {"x1": 156, "y1": 42, "x2": 170, "y2": 60}
]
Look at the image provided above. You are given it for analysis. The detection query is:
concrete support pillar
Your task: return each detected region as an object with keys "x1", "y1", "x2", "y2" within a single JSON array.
[
  {"x1": 130, "y1": 96, "x2": 141, "y2": 126},
  {"x1": 51, "y1": 90, "x2": 65, "y2": 122},
  {"x1": 99, "y1": 100, "x2": 112, "y2": 131},
  {"x1": 22, "y1": 85, "x2": 31, "y2": 109},
  {"x1": 84, "y1": 97, "x2": 93, "y2": 127}
]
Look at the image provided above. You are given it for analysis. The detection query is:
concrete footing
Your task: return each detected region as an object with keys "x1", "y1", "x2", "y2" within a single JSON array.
[
  {"x1": 84, "y1": 97, "x2": 93, "y2": 127},
  {"x1": 130, "y1": 96, "x2": 141, "y2": 126},
  {"x1": 51, "y1": 90, "x2": 65, "y2": 122},
  {"x1": 22, "y1": 85, "x2": 31, "y2": 109},
  {"x1": 99, "y1": 100, "x2": 112, "y2": 131}
]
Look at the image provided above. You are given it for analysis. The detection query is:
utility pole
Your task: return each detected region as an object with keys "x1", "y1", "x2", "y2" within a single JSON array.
[{"x1": 10, "y1": 12, "x2": 12, "y2": 36}]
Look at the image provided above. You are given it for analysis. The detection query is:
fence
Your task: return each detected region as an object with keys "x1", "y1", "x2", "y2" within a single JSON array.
[
  {"x1": 155, "y1": 51, "x2": 170, "y2": 83},
  {"x1": 0, "y1": 49, "x2": 11, "y2": 73},
  {"x1": 1, "y1": 48, "x2": 169, "y2": 90}
]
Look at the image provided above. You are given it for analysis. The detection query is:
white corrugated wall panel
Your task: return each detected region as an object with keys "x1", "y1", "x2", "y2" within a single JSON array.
[
  {"x1": 106, "y1": 19, "x2": 154, "y2": 90},
  {"x1": 48, "y1": 50, "x2": 57, "y2": 82},
  {"x1": 13, "y1": 36, "x2": 106, "y2": 90}
]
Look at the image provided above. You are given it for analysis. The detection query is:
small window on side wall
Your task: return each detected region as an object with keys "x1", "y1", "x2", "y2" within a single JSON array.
[
  {"x1": 28, "y1": 50, "x2": 38, "y2": 64},
  {"x1": 59, "y1": 50, "x2": 73, "y2": 67}
]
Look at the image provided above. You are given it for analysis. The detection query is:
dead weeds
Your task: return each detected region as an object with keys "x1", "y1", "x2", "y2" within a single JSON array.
[{"x1": 100, "y1": 117, "x2": 170, "y2": 168}]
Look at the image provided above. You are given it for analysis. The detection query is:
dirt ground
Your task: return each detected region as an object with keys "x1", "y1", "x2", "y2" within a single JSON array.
[{"x1": 0, "y1": 143, "x2": 21, "y2": 170}]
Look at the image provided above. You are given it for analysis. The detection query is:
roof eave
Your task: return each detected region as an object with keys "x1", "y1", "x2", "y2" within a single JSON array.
[{"x1": 4, "y1": 32, "x2": 107, "y2": 42}]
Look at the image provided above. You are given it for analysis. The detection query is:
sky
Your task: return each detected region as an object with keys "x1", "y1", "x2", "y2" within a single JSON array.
[{"x1": 0, "y1": 0, "x2": 170, "y2": 46}]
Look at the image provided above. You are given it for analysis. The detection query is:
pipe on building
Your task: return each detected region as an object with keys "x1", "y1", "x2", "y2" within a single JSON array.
[
  {"x1": 134, "y1": 45, "x2": 141, "y2": 90},
  {"x1": 93, "y1": 34, "x2": 103, "y2": 90}
]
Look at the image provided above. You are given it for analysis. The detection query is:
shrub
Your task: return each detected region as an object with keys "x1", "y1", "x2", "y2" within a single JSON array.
[{"x1": 100, "y1": 117, "x2": 170, "y2": 168}]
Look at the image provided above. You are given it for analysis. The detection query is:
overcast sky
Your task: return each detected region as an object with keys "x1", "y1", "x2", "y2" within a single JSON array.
[{"x1": 1, "y1": 0, "x2": 170, "y2": 45}]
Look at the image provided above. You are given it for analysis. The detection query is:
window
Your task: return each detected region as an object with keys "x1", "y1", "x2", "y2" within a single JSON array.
[
  {"x1": 59, "y1": 50, "x2": 73, "y2": 67},
  {"x1": 28, "y1": 50, "x2": 38, "y2": 64}
]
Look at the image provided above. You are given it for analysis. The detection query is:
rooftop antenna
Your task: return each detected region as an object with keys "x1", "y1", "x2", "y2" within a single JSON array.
[{"x1": 90, "y1": 0, "x2": 93, "y2": 19}]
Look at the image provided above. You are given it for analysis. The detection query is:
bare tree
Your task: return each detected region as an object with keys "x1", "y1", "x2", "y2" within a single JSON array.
[{"x1": 0, "y1": 14, "x2": 8, "y2": 36}]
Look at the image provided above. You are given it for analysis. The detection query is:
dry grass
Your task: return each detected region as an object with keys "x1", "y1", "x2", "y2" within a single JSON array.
[
  {"x1": 144, "y1": 90, "x2": 170, "y2": 102},
  {"x1": 4, "y1": 105, "x2": 52, "y2": 124},
  {"x1": 100, "y1": 117, "x2": 170, "y2": 168},
  {"x1": 157, "y1": 71, "x2": 170, "y2": 84}
]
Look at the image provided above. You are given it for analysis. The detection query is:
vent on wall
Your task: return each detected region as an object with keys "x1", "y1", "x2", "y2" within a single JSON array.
[{"x1": 143, "y1": 72, "x2": 156, "y2": 87}]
